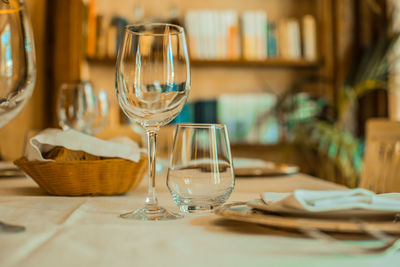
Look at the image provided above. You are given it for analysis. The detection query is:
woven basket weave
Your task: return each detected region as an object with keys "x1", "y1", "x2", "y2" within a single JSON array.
[{"x1": 14, "y1": 157, "x2": 147, "y2": 196}]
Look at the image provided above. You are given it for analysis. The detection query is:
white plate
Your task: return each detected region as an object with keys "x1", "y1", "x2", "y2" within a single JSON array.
[
  {"x1": 233, "y1": 158, "x2": 299, "y2": 177},
  {"x1": 215, "y1": 202, "x2": 400, "y2": 234},
  {"x1": 0, "y1": 161, "x2": 24, "y2": 178}
]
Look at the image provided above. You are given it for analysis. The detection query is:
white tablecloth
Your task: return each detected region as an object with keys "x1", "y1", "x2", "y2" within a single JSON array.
[{"x1": 1, "y1": 173, "x2": 399, "y2": 267}]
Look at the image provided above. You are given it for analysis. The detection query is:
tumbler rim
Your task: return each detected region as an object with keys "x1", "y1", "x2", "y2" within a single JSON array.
[{"x1": 125, "y1": 23, "x2": 184, "y2": 37}]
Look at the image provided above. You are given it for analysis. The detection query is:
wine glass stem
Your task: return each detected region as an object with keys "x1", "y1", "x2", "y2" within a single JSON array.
[{"x1": 145, "y1": 131, "x2": 159, "y2": 210}]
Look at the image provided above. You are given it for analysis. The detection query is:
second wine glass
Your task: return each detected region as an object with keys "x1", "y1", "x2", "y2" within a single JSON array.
[{"x1": 116, "y1": 23, "x2": 190, "y2": 220}]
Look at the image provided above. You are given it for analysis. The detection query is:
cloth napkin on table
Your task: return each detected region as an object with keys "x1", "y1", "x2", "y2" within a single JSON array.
[
  {"x1": 25, "y1": 128, "x2": 144, "y2": 162},
  {"x1": 262, "y1": 188, "x2": 400, "y2": 212}
]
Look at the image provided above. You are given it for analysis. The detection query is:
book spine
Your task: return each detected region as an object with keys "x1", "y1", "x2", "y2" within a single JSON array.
[
  {"x1": 278, "y1": 19, "x2": 288, "y2": 59},
  {"x1": 242, "y1": 12, "x2": 251, "y2": 60},
  {"x1": 87, "y1": 0, "x2": 97, "y2": 58},
  {"x1": 215, "y1": 11, "x2": 224, "y2": 59},
  {"x1": 106, "y1": 24, "x2": 117, "y2": 58},
  {"x1": 198, "y1": 11, "x2": 207, "y2": 59},
  {"x1": 287, "y1": 19, "x2": 301, "y2": 59},
  {"x1": 302, "y1": 15, "x2": 317, "y2": 61},
  {"x1": 96, "y1": 15, "x2": 107, "y2": 59},
  {"x1": 185, "y1": 11, "x2": 197, "y2": 59},
  {"x1": 267, "y1": 22, "x2": 278, "y2": 58},
  {"x1": 227, "y1": 11, "x2": 239, "y2": 60},
  {"x1": 257, "y1": 11, "x2": 267, "y2": 60}
]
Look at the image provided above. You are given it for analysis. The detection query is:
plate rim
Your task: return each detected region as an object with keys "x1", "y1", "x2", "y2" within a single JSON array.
[{"x1": 215, "y1": 202, "x2": 400, "y2": 234}]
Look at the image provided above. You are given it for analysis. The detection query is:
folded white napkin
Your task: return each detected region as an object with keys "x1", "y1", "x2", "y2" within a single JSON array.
[
  {"x1": 25, "y1": 128, "x2": 144, "y2": 162},
  {"x1": 262, "y1": 188, "x2": 400, "y2": 212}
]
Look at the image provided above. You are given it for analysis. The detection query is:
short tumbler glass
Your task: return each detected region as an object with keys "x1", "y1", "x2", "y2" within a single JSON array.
[{"x1": 167, "y1": 124, "x2": 235, "y2": 213}]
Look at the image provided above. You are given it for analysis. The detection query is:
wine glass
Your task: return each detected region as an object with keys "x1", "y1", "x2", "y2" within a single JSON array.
[
  {"x1": 57, "y1": 81, "x2": 96, "y2": 134},
  {"x1": 0, "y1": 0, "x2": 36, "y2": 129},
  {"x1": 116, "y1": 23, "x2": 190, "y2": 221}
]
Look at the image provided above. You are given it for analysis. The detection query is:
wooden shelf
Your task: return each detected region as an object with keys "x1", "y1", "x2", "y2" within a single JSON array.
[
  {"x1": 191, "y1": 59, "x2": 320, "y2": 68},
  {"x1": 87, "y1": 57, "x2": 321, "y2": 68}
]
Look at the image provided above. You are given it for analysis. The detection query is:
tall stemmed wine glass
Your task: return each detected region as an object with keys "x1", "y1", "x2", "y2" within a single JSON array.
[
  {"x1": 0, "y1": 0, "x2": 35, "y2": 129},
  {"x1": 116, "y1": 23, "x2": 190, "y2": 220}
]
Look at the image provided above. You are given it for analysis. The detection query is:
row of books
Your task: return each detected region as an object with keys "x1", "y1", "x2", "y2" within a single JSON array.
[
  {"x1": 186, "y1": 10, "x2": 318, "y2": 61},
  {"x1": 84, "y1": 0, "x2": 128, "y2": 59},
  {"x1": 170, "y1": 94, "x2": 280, "y2": 144},
  {"x1": 84, "y1": 5, "x2": 317, "y2": 62}
]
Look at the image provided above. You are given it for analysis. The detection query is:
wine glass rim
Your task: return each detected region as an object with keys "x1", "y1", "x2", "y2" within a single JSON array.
[{"x1": 125, "y1": 23, "x2": 184, "y2": 36}]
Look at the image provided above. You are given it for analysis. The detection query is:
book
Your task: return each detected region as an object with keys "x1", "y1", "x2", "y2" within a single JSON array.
[
  {"x1": 278, "y1": 19, "x2": 289, "y2": 58},
  {"x1": 96, "y1": 15, "x2": 108, "y2": 59},
  {"x1": 287, "y1": 19, "x2": 301, "y2": 59},
  {"x1": 267, "y1": 22, "x2": 278, "y2": 57},
  {"x1": 302, "y1": 15, "x2": 317, "y2": 61},
  {"x1": 227, "y1": 11, "x2": 240, "y2": 59},
  {"x1": 185, "y1": 10, "x2": 198, "y2": 59},
  {"x1": 256, "y1": 11, "x2": 267, "y2": 60},
  {"x1": 278, "y1": 18, "x2": 301, "y2": 59},
  {"x1": 242, "y1": 11, "x2": 256, "y2": 60},
  {"x1": 106, "y1": 24, "x2": 117, "y2": 58},
  {"x1": 86, "y1": 0, "x2": 97, "y2": 58},
  {"x1": 110, "y1": 16, "x2": 128, "y2": 56}
]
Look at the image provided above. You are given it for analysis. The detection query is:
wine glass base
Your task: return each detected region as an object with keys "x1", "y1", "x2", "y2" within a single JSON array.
[
  {"x1": 120, "y1": 206, "x2": 183, "y2": 221},
  {"x1": 179, "y1": 204, "x2": 219, "y2": 214}
]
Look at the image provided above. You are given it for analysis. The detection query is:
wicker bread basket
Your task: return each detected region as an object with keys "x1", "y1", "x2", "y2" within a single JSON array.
[{"x1": 14, "y1": 156, "x2": 147, "y2": 196}]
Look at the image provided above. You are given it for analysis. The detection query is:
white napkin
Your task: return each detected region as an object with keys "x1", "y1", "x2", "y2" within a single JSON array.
[
  {"x1": 25, "y1": 128, "x2": 144, "y2": 162},
  {"x1": 262, "y1": 188, "x2": 400, "y2": 212}
]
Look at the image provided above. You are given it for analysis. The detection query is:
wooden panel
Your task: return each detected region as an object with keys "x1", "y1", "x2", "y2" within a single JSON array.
[
  {"x1": 47, "y1": 0, "x2": 83, "y2": 125},
  {"x1": 315, "y1": 0, "x2": 336, "y2": 103},
  {"x1": 335, "y1": 0, "x2": 357, "y2": 89}
]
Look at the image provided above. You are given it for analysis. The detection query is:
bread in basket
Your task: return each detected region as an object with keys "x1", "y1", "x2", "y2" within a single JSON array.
[{"x1": 14, "y1": 147, "x2": 147, "y2": 196}]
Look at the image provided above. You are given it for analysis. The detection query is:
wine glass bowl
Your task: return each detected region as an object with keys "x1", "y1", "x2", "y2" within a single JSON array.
[
  {"x1": 57, "y1": 81, "x2": 96, "y2": 134},
  {"x1": 57, "y1": 81, "x2": 109, "y2": 135},
  {"x1": 116, "y1": 23, "x2": 190, "y2": 131},
  {"x1": 0, "y1": 0, "x2": 36, "y2": 129},
  {"x1": 116, "y1": 23, "x2": 190, "y2": 220}
]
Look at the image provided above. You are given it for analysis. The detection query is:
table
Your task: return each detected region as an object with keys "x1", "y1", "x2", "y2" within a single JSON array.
[{"x1": 1, "y1": 173, "x2": 399, "y2": 267}]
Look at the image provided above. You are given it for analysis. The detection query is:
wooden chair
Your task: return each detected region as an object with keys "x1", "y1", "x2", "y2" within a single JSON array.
[{"x1": 359, "y1": 119, "x2": 400, "y2": 193}]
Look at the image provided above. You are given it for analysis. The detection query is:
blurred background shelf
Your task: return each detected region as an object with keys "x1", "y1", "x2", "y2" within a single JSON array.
[{"x1": 87, "y1": 57, "x2": 321, "y2": 68}]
